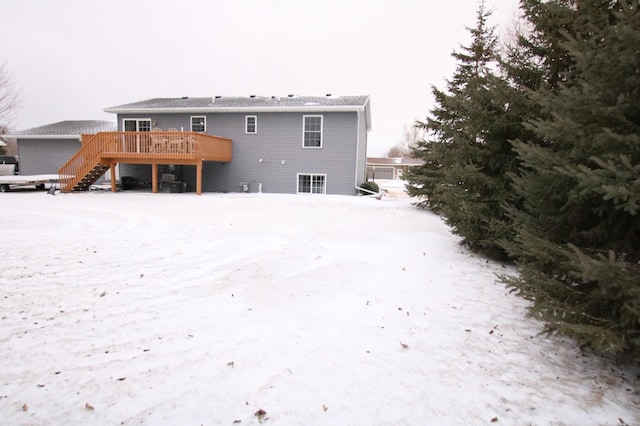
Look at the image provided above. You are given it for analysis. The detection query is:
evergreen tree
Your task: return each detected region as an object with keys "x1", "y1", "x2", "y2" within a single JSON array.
[
  {"x1": 502, "y1": 0, "x2": 640, "y2": 359},
  {"x1": 406, "y1": 1, "x2": 524, "y2": 259}
]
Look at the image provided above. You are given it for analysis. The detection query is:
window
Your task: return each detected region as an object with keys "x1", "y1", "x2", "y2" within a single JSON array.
[
  {"x1": 191, "y1": 116, "x2": 206, "y2": 132},
  {"x1": 123, "y1": 119, "x2": 151, "y2": 132},
  {"x1": 303, "y1": 115, "x2": 323, "y2": 148},
  {"x1": 297, "y1": 174, "x2": 326, "y2": 194},
  {"x1": 245, "y1": 116, "x2": 257, "y2": 134}
]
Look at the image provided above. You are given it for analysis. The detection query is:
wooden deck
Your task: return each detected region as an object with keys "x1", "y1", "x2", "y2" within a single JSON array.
[{"x1": 59, "y1": 131, "x2": 232, "y2": 194}]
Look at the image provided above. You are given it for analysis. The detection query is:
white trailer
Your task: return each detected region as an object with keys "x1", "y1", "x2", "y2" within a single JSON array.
[{"x1": 0, "y1": 164, "x2": 59, "y2": 192}]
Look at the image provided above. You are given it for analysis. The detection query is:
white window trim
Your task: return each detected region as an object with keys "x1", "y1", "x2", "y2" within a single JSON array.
[
  {"x1": 302, "y1": 115, "x2": 323, "y2": 148},
  {"x1": 296, "y1": 173, "x2": 327, "y2": 194},
  {"x1": 190, "y1": 116, "x2": 206, "y2": 132},
  {"x1": 122, "y1": 118, "x2": 152, "y2": 131},
  {"x1": 245, "y1": 115, "x2": 257, "y2": 134}
]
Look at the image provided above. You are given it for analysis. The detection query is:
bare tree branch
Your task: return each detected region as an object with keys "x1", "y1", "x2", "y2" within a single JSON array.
[
  {"x1": 0, "y1": 62, "x2": 20, "y2": 128},
  {"x1": 386, "y1": 123, "x2": 423, "y2": 157}
]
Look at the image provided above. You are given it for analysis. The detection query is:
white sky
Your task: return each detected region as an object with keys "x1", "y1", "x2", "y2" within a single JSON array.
[{"x1": 1, "y1": 0, "x2": 519, "y2": 155}]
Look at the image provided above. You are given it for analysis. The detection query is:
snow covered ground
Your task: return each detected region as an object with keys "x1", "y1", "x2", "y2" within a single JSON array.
[{"x1": 1, "y1": 182, "x2": 638, "y2": 425}]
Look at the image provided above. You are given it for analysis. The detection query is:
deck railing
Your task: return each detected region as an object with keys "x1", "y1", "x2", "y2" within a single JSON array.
[
  {"x1": 98, "y1": 131, "x2": 232, "y2": 160},
  {"x1": 58, "y1": 131, "x2": 233, "y2": 192}
]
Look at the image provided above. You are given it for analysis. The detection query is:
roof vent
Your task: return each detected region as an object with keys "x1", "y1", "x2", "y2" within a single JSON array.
[
  {"x1": 288, "y1": 94, "x2": 294, "y2": 97},
  {"x1": 215, "y1": 95, "x2": 222, "y2": 99},
  {"x1": 326, "y1": 93, "x2": 332, "y2": 97},
  {"x1": 181, "y1": 96, "x2": 189, "y2": 99},
  {"x1": 250, "y1": 95, "x2": 256, "y2": 98}
]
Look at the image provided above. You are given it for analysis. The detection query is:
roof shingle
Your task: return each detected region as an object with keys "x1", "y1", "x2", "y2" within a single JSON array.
[
  {"x1": 104, "y1": 95, "x2": 369, "y2": 112},
  {"x1": 9, "y1": 120, "x2": 117, "y2": 137}
]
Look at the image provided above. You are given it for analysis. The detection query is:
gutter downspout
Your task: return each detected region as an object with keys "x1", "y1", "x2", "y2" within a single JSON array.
[
  {"x1": 354, "y1": 96, "x2": 372, "y2": 196},
  {"x1": 355, "y1": 184, "x2": 384, "y2": 199},
  {"x1": 354, "y1": 108, "x2": 361, "y2": 193}
]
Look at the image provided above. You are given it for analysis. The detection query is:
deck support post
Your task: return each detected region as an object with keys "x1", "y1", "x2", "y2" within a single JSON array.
[
  {"x1": 110, "y1": 162, "x2": 117, "y2": 193},
  {"x1": 151, "y1": 163, "x2": 158, "y2": 193},
  {"x1": 196, "y1": 160, "x2": 203, "y2": 195}
]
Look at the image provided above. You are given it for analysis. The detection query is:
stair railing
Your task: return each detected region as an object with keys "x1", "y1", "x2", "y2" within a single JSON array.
[{"x1": 58, "y1": 133, "x2": 114, "y2": 192}]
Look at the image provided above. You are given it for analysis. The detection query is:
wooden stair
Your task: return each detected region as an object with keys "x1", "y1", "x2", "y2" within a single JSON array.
[
  {"x1": 58, "y1": 133, "x2": 111, "y2": 193},
  {"x1": 70, "y1": 163, "x2": 110, "y2": 191}
]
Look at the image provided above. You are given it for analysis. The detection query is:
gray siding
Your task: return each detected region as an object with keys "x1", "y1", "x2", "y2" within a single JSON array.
[
  {"x1": 117, "y1": 110, "x2": 364, "y2": 195},
  {"x1": 356, "y1": 109, "x2": 369, "y2": 186},
  {"x1": 18, "y1": 138, "x2": 81, "y2": 175}
]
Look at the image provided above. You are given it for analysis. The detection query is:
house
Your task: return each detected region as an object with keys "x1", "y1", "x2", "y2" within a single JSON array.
[
  {"x1": 8, "y1": 95, "x2": 370, "y2": 195},
  {"x1": 93, "y1": 94, "x2": 371, "y2": 195},
  {"x1": 366, "y1": 157, "x2": 424, "y2": 180},
  {"x1": 5, "y1": 120, "x2": 117, "y2": 175}
]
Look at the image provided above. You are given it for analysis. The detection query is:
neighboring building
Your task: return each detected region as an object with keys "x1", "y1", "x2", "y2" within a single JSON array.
[
  {"x1": 0, "y1": 124, "x2": 18, "y2": 157},
  {"x1": 5, "y1": 121, "x2": 116, "y2": 175},
  {"x1": 98, "y1": 95, "x2": 371, "y2": 195},
  {"x1": 0, "y1": 137, "x2": 18, "y2": 157},
  {"x1": 366, "y1": 157, "x2": 424, "y2": 180}
]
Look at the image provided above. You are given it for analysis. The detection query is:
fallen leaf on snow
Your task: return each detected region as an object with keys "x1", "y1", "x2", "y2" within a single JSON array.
[
  {"x1": 22, "y1": 403, "x2": 28, "y2": 411},
  {"x1": 322, "y1": 404, "x2": 328, "y2": 411},
  {"x1": 399, "y1": 341, "x2": 409, "y2": 349},
  {"x1": 85, "y1": 402, "x2": 94, "y2": 410},
  {"x1": 233, "y1": 420, "x2": 241, "y2": 424},
  {"x1": 99, "y1": 291, "x2": 106, "y2": 297},
  {"x1": 117, "y1": 377, "x2": 126, "y2": 381},
  {"x1": 254, "y1": 409, "x2": 267, "y2": 423},
  {"x1": 491, "y1": 417, "x2": 498, "y2": 422},
  {"x1": 36, "y1": 384, "x2": 45, "y2": 388},
  {"x1": 227, "y1": 361, "x2": 235, "y2": 367}
]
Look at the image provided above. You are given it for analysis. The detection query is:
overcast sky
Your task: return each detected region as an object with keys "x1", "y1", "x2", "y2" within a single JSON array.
[{"x1": 2, "y1": 0, "x2": 519, "y2": 155}]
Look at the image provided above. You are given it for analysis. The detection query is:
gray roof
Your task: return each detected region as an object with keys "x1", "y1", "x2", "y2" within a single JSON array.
[
  {"x1": 105, "y1": 95, "x2": 371, "y2": 130},
  {"x1": 7, "y1": 120, "x2": 117, "y2": 138},
  {"x1": 105, "y1": 95, "x2": 369, "y2": 112}
]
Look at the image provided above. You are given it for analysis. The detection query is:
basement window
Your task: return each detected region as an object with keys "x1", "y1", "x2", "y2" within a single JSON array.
[{"x1": 297, "y1": 173, "x2": 326, "y2": 194}]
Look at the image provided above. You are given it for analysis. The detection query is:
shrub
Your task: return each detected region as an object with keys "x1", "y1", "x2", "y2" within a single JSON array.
[{"x1": 359, "y1": 181, "x2": 379, "y2": 195}]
